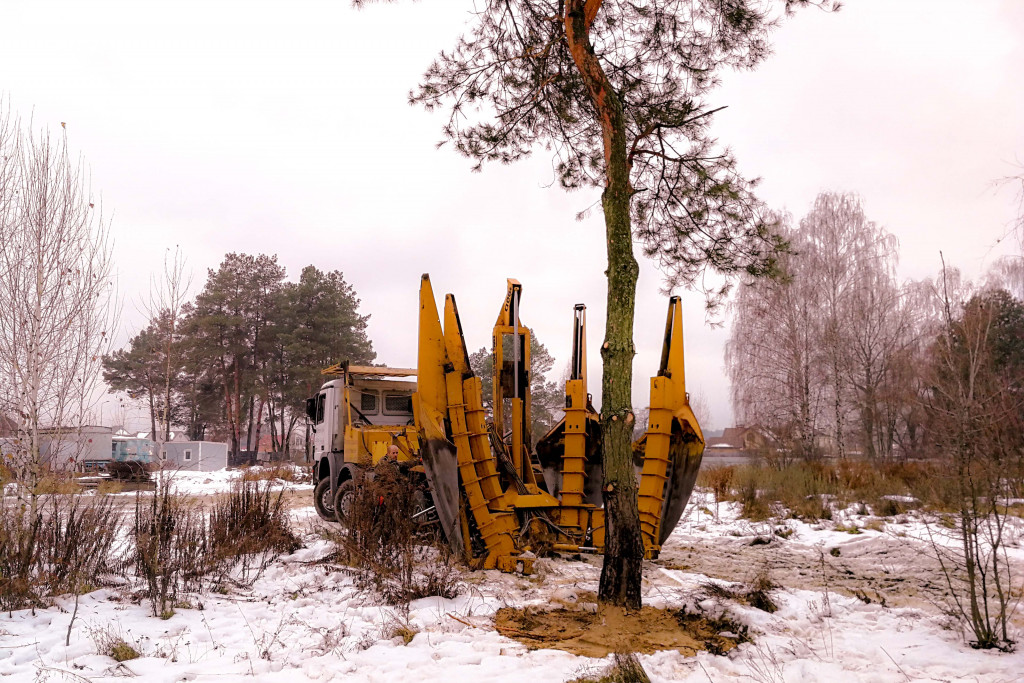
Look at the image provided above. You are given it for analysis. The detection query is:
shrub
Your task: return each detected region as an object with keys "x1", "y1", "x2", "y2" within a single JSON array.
[
  {"x1": 209, "y1": 479, "x2": 300, "y2": 583},
  {"x1": 129, "y1": 478, "x2": 303, "y2": 615},
  {"x1": 0, "y1": 493, "x2": 120, "y2": 612},
  {"x1": 334, "y1": 461, "x2": 459, "y2": 604},
  {"x1": 129, "y1": 484, "x2": 212, "y2": 617}
]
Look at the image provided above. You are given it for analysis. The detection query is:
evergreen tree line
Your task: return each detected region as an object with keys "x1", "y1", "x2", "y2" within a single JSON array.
[
  {"x1": 103, "y1": 253, "x2": 375, "y2": 455},
  {"x1": 727, "y1": 191, "x2": 1024, "y2": 462}
]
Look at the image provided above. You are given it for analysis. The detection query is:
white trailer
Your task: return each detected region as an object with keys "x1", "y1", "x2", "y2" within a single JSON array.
[{"x1": 159, "y1": 441, "x2": 228, "y2": 472}]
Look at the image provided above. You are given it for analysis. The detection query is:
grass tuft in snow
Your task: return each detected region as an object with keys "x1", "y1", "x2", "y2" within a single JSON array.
[
  {"x1": 382, "y1": 616, "x2": 420, "y2": 645},
  {"x1": 89, "y1": 624, "x2": 142, "y2": 662},
  {"x1": 568, "y1": 652, "x2": 651, "y2": 683},
  {"x1": 702, "y1": 564, "x2": 778, "y2": 614}
]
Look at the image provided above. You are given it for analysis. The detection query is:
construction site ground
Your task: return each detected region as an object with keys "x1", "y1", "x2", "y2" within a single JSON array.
[{"x1": 2, "y1": 468, "x2": 1023, "y2": 682}]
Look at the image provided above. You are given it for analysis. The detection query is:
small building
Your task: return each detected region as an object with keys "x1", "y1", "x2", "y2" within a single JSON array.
[
  {"x1": 704, "y1": 424, "x2": 782, "y2": 463},
  {"x1": 111, "y1": 435, "x2": 156, "y2": 466},
  {"x1": 41, "y1": 426, "x2": 114, "y2": 472},
  {"x1": 0, "y1": 413, "x2": 16, "y2": 437},
  {"x1": 135, "y1": 430, "x2": 189, "y2": 443},
  {"x1": 1, "y1": 425, "x2": 113, "y2": 472},
  {"x1": 159, "y1": 441, "x2": 228, "y2": 472}
]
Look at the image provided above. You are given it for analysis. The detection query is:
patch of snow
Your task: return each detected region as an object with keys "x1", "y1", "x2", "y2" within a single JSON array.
[
  {"x1": 2, "y1": 491, "x2": 1022, "y2": 682},
  {"x1": 881, "y1": 494, "x2": 918, "y2": 504}
]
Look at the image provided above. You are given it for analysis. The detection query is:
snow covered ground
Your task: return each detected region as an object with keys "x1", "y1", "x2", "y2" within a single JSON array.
[
  {"x1": 2, "y1": 487, "x2": 1023, "y2": 682},
  {"x1": 152, "y1": 466, "x2": 314, "y2": 497}
]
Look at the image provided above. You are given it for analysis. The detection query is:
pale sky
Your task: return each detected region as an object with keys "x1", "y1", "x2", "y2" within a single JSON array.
[{"x1": 1, "y1": 0, "x2": 1021, "y2": 432}]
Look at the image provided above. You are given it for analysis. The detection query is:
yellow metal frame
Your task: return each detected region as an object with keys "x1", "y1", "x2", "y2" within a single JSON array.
[{"x1": 408, "y1": 275, "x2": 703, "y2": 572}]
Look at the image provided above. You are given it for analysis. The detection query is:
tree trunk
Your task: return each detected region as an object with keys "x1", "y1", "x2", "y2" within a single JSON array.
[
  {"x1": 597, "y1": 173, "x2": 643, "y2": 609},
  {"x1": 252, "y1": 396, "x2": 265, "y2": 455},
  {"x1": 832, "y1": 353, "x2": 845, "y2": 459},
  {"x1": 245, "y1": 393, "x2": 255, "y2": 452},
  {"x1": 148, "y1": 388, "x2": 158, "y2": 441},
  {"x1": 268, "y1": 399, "x2": 280, "y2": 452},
  {"x1": 564, "y1": 0, "x2": 644, "y2": 610},
  {"x1": 286, "y1": 413, "x2": 300, "y2": 457},
  {"x1": 163, "y1": 330, "x2": 174, "y2": 442}
]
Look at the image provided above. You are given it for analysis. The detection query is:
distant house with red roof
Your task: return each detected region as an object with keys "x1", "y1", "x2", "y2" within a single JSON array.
[{"x1": 705, "y1": 425, "x2": 780, "y2": 457}]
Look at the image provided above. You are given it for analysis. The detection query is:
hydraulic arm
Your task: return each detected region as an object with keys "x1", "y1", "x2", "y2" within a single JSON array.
[{"x1": 412, "y1": 275, "x2": 705, "y2": 571}]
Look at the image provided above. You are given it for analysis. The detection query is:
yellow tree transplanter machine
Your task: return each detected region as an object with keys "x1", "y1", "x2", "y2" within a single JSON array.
[{"x1": 308, "y1": 274, "x2": 704, "y2": 573}]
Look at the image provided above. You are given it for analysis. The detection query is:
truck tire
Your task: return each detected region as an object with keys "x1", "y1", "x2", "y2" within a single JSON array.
[
  {"x1": 313, "y1": 477, "x2": 336, "y2": 521},
  {"x1": 333, "y1": 480, "x2": 357, "y2": 524}
]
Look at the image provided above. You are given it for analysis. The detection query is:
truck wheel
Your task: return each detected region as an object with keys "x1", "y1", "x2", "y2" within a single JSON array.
[
  {"x1": 313, "y1": 477, "x2": 336, "y2": 521},
  {"x1": 333, "y1": 480, "x2": 357, "y2": 524}
]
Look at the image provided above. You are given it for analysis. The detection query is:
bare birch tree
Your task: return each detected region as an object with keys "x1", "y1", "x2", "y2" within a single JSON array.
[
  {"x1": 729, "y1": 192, "x2": 921, "y2": 459},
  {"x1": 0, "y1": 107, "x2": 116, "y2": 493},
  {"x1": 141, "y1": 247, "x2": 191, "y2": 468},
  {"x1": 727, "y1": 224, "x2": 827, "y2": 459},
  {"x1": 986, "y1": 257, "x2": 1024, "y2": 301},
  {"x1": 800, "y1": 192, "x2": 889, "y2": 458}
]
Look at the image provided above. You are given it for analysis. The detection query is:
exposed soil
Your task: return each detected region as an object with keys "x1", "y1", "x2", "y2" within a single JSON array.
[
  {"x1": 656, "y1": 528, "x2": 954, "y2": 613},
  {"x1": 493, "y1": 603, "x2": 744, "y2": 658}
]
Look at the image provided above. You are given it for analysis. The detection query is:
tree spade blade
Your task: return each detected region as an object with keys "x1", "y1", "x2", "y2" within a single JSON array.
[{"x1": 421, "y1": 438, "x2": 465, "y2": 556}]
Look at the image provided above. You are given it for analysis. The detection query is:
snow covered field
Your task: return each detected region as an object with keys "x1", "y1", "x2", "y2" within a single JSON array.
[
  {"x1": 151, "y1": 467, "x2": 315, "y2": 497},
  {"x1": 2, "y1": 483, "x2": 1022, "y2": 682}
]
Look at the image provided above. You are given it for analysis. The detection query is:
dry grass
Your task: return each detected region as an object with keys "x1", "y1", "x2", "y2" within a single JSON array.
[
  {"x1": 240, "y1": 465, "x2": 307, "y2": 484},
  {"x1": 701, "y1": 459, "x2": 952, "y2": 521},
  {"x1": 0, "y1": 493, "x2": 120, "y2": 611},
  {"x1": 698, "y1": 466, "x2": 734, "y2": 517},
  {"x1": 89, "y1": 624, "x2": 141, "y2": 661},
  {"x1": 568, "y1": 653, "x2": 651, "y2": 683},
  {"x1": 382, "y1": 616, "x2": 420, "y2": 645},
  {"x1": 95, "y1": 479, "x2": 125, "y2": 495},
  {"x1": 32, "y1": 475, "x2": 82, "y2": 495}
]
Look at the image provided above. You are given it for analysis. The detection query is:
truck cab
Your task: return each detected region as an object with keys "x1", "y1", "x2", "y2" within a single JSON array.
[{"x1": 307, "y1": 363, "x2": 419, "y2": 520}]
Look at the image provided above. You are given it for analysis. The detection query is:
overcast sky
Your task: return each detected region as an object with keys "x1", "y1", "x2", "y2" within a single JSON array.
[{"x1": 1, "y1": 0, "x2": 1021, "y2": 431}]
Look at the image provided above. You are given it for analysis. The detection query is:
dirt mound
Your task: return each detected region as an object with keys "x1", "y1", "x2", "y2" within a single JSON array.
[{"x1": 493, "y1": 605, "x2": 745, "y2": 659}]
